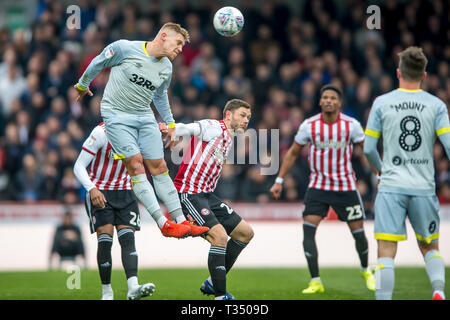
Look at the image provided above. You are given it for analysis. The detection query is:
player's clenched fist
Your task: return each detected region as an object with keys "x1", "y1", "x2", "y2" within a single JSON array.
[
  {"x1": 73, "y1": 83, "x2": 94, "y2": 102},
  {"x1": 270, "y1": 183, "x2": 283, "y2": 200}
]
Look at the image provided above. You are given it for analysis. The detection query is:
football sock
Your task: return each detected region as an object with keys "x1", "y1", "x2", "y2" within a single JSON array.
[
  {"x1": 208, "y1": 246, "x2": 227, "y2": 297},
  {"x1": 225, "y1": 238, "x2": 248, "y2": 273},
  {"x1": 127, "y1": 276, "x2": 139, "y2": 292},
  {"x1": 352, "y1": 228, "x2": 369, "y2": 269},
  {"x1": 131, "y1": 174, "x2": 166, "y2": 225},
  {"x1": 97, "y1": 233, "x2": 113, "y2": 285},
  {"x1": 152, "y1": 172, "x2": 186, "y2": 223},
  {"x1": 424, "y1": 250, "x2": 445, "y2": 292},
  {"x1": 375, "y1": 257, "x2": 395, "y2": 300},
  {"x1": 117, "y1": 228, "x2": 138, "y2": 279},
  {"x1": 303, "y1": 222, "x2": 319, "y2": 278}
]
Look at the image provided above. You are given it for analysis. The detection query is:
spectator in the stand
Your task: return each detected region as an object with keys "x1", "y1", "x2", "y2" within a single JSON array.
[
  {"x1": 191, "y1": 42, "x2": 223, "y2": 76},
  {"x1": 0, "y1": 0, "x2": 447, "y2": 207},
  {"x1": 214, "y1": 164, "x2": 240, "y2": 202},
  {"x1": 13, "y1": 153, "x2": 47, "y2": 202},
  {"x1": 3, "y1": 123, "x2": 25, "y2": 179},
  {"x1": 0, "y1": 65, "x2": 27, "y2": 118},
  {"x1": 240, "y1": 166, "x2": 273, "y2": 203}
]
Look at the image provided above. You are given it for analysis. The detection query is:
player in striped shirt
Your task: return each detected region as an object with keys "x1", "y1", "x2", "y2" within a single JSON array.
[
  {"x1": 364, "y1": 47, "x2": 450, "y2": 300},
  {"x1": 270, "y1": 84, "x2": 375, "y2": 294},
  {"x1": 74, "y1": 122, "x2": 154, "y2": 300},
  {"x1": 73, "y1": 23, "x2": 208, "y2": 239},
  {"x1": 161, "y1": 99, "x2": 254, "y2": 300}
]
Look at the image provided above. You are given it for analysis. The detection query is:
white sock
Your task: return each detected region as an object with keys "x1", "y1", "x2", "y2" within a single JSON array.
[
  {"x1": 157, "y1": 215, "x2": 168, "y2": 228},
  {"x1": 175, "y1": 214, "x2": 187, "y2": 224},
  {"x1": 127, "y1": 276, "x2": 139, "y2": 291},
  {"x1": 102, "y1": 284, "x2": 113, "y2": 295},
  {"x1": 311, "y1": 277, "x2": 321, "y2": 282},
  {"x1": 102, "y1": 283, "x2": 112, "y2": 290}
]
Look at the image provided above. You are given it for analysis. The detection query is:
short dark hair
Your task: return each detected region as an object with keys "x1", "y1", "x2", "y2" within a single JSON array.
[
  {"x1": 320, "y1": 84, "x2": 342, "y2": 99},
  {"x1": 223, "y1": 99, "x2": 251, "y2": 118},
  {"x1": 398, "y1": 46, "x2": 427, "y2": 81}
]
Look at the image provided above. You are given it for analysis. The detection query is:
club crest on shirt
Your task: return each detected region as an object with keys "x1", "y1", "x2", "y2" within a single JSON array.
[
  {"x1": 201, "y1": 208, "x2": 210, "y2": 216},
  {"x1": 86, "y1": 136, "x2": 96, "y2": 146},
  {"x1": 105, "y1": 46, "x2": 114, "y2": 59}
]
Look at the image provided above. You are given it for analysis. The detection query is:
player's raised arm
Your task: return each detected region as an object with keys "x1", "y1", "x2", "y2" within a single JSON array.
[{"x1": 74, "y1": 40, "x2": 126, "y2": 101}]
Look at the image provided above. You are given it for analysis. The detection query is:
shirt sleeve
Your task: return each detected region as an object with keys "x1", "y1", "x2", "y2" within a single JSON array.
[
  {"x1": 197, "y1": 119, "x2": 223, "y2": 141},
  {"x1": 175, "y1": 122, "x2": 201, "y2": 137},
  {"x1": 436, "y1": 101, "x2": 450, "y2": 158},
  {"x1": 435, "y1": 101, "x2": 450, "y2": 137},
  {"x1": 351, "y1": 119, "x2": 365, "y2": 143},
  {"x1": 73, "y1": 149, "x2": 96, "y2": 192},
  {"x1": 152, "y1": 64, "x2": 175, "y2": 125},
  {"x1": 363, "y1": 98, "x2": 383, "y2": 171},
  {"x1": 294, "y1": 120, "x2": 310, "y2": 145},
  {"x1": 364, "y1": 97, "x2": 383, "y2": 139},
  {"x1": 77, "y1": 40, "x2": 127, "y2": 90},
  {"x1": 81, "y1": 126, "x2": 106, "y2": 155}
]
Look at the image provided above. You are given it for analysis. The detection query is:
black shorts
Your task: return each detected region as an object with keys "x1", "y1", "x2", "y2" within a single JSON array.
[
  {"x1": 179, "y1": 192, "x2": 242, "y2": 235},
  {"x1": 303, "y1": 188, "x2": 365, "y2": 222},
  {"x1": 85, "y1": 190, "x2": 140, "y2": 233}
]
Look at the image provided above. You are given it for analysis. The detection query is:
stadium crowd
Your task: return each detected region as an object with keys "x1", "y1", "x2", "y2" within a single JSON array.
[{"x1": 0, "y1": 0, "x2": 448, "y2": 217}]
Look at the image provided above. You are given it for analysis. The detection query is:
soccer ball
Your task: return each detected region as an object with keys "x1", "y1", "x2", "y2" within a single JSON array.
[{"x1": 213, "y1": 7, "x2": 244, "y2": 37}]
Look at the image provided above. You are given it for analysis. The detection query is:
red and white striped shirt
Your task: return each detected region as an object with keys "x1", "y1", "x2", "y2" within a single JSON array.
[
  {"x1": 174, "y1": 119, "x2": 233, "y2": 194},
  {"x1": 294, "y1": 113, "x2": 365, "y2": 191},
  {"x1": 81, "y1": 123, "x2": 132, "y2": 190}
]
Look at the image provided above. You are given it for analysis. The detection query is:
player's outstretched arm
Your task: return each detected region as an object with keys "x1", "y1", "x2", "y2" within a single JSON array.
[
  {"x1": 74, "y1": 40, "x2": 126, "y2": 101},
  {"x1": 174, "y1": 122, "x2": 201, "y2": 137},
  {"x1": 270, "y1": 142, "x2": 304, "y2": 199}
]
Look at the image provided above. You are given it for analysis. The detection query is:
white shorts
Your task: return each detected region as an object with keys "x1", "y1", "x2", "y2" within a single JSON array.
[
  {"x1": 102, "y1": 108, "x2": 164, "y2": 160},
  {"x1": 374, "y1": 192, "x2": 440, "y2": 243}
]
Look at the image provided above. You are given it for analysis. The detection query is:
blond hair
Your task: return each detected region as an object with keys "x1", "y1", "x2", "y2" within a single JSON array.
[
  {"x1": 160, "y1": 22, "x2": 190, "y2": 43},
  {"x1": 398, "y1": 46, "x2": 428, "y2": 81}
]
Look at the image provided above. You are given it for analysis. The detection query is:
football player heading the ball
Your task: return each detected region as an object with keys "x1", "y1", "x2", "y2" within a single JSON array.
[{"x1": 73, "y1": 23, "x2": 209, "y2": 239}]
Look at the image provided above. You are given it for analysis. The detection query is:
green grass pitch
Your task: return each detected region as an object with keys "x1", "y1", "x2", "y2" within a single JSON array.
[{"x1": 0, "y1": 267, "x2": 448, "y2": 300}]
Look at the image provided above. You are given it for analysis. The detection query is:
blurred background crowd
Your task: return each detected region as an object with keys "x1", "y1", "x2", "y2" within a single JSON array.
[{"x1": 0, "y1": 0, "x2": 448, "y2": 218}]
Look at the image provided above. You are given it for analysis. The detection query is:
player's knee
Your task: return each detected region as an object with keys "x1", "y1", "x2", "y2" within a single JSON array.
[
  {"x1": 124, "y1": 155, "x2": 145, "y2": 176},
  {"x1": 244, "y1": 226, "x2": 254, "y2": 243},
  {"x1": 207, "y1": 225, "x2": 228, "y2": 247},
  {"x1": 145, "y1": 158, "x2": 168, "y2": 176},
  {"x1": 238, "y1": 223, "x2": 254, "y2": 243},
  {"x1": 418, "y1": 241, "x2": 439, "y2": 256}
]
